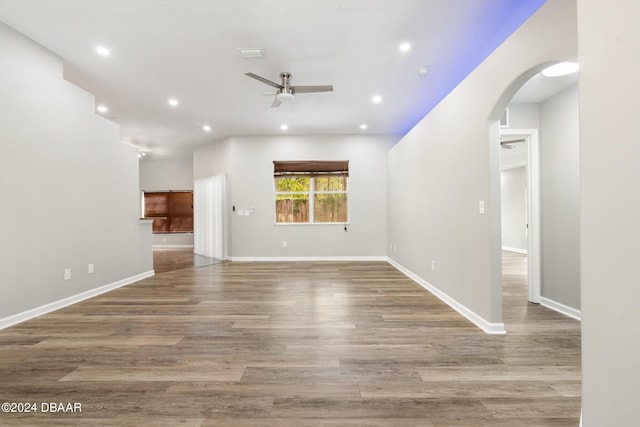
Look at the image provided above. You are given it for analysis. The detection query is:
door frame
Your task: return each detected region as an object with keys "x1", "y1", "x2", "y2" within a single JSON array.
[{"x1": 501, "y1": 128, "x2": 541, "y2": 303}]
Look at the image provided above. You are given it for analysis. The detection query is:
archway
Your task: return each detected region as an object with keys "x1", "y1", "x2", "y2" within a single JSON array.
[{"x1": 489, "y1": 61, "x2": 581, "y2": 330}]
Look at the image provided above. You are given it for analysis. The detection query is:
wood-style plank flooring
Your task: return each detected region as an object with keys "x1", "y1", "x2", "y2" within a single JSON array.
[
  {"x1": 153, "y1": 248, "x2": 221, "y2": 273},
  {"x1": 0, "y1": 251, "x2": 581, "y2": 426}
]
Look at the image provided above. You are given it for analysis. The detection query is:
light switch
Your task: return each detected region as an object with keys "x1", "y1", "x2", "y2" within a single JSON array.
[{"x1": 479, "y1": 200, "x2": 485, "y2": 215}]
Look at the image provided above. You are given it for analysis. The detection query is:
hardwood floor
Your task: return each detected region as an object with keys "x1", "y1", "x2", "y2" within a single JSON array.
[
  {"x1": 0, "y1": 252, "x2": 581, "y2": 426},
  {"x1": 153, "y1": 248, "x2": 221, "y2": 273}
]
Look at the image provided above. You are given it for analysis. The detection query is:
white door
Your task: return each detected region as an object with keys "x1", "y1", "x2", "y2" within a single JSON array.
[{"x1": 194, "y1": 174, "x2": 227, "y2": 260}]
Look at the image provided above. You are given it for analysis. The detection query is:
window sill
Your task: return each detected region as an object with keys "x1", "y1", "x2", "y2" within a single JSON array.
[{"x1": 152, "y1": 232, "x2": 194, "y2": 235}]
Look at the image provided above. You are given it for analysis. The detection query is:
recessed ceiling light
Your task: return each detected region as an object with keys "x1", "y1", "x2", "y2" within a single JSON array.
[
  {"x1": 399, "y1": 42, "x2": 411, "y2": 53},
  {"x1": 360, "y1": 124, "x2": 368, "y2": 130},
  {"x1": 168, "y1": 98, "x2": 179, "y2": 107},
  {"x1": 541, "y1": 62, "x2": 579, "y2": 77},
  {"x1": 96, "y1": 105, "x2": 108, "y2": 113},
  {"x1": 280, "y1": 124, "x2": 288, "y2": 131},
  {"x1": 95, "y1": 46, "x2": 110, "y2": 57},
  {"x1": 203, "y1": 125, "x2": 211, "y2": 132},
  {"x1": 418, "y1": 67, "x2": 429, "y2": 77},
  {"x1": 372, "y1": 95, "x2": 382, "y2": 104}
]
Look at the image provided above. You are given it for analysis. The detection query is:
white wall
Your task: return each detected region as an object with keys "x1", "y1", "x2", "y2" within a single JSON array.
[
  {"x1": 501, "y1": 166, "x2": 528, "y2": 251},
  {"x1": 506, "y1": 103, "x2": 540, "y2": 129},
  {"x1": 194, "y1": 134, "x2": 398, "y2": 259},
  {"x1": 139, "y1": 158, "x2": 194, "y2": 191},
  {"x1": 193, "y1": 138, "x2": 232, "y2": 181},
  {"x1": 387, "y1": 0, "x2": 577, "y2": 330},
  {"x1": 139, "y1": 158, "x2": 194, "y2": 247},
  {"x1": 578, "y1": 0, "x2": 640, "y2": 424},
  {"x1": 539, "y1": 85, "x2": 580, "y2": 309},
  {"x1": 0, "y1": 22, "x2": 152, "y2": 324}
]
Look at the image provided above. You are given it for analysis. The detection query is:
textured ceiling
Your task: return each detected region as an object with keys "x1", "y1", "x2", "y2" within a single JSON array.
[{"x1": 0, "y1": 0, "x2": 547, "y2": 159}]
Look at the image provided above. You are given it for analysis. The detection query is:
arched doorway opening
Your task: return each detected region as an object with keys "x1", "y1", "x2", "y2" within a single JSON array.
[{"x1": 489, "y1": 61, "x2": 581, "y2": 330}]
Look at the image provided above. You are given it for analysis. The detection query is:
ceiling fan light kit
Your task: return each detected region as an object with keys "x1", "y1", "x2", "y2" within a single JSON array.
[
  {"x1": 276, "y1": 91, "x2": 295, "y2": 102},
  {"x1": 245, "y1": 71, "x2": 333, "y2": 108}
]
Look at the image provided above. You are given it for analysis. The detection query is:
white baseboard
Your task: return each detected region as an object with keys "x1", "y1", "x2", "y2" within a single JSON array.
[
  {"x1": 228, "y1": 256, "x2": 388, "y2": 262},
  {"x1": 502, "y1": 246, "x2": 528, "y2": 254},
  {"x1": 153, "y1": 245, "x2": 194, "y2": 249},
  {"x1": 540, "y1": 296, "x2": 582, "y2": 321},
  {"x1": 386, "y1": 258, "x2": 506, "y2": 335},
  {"x1": 0, "y1": 270, "x2": 155, "y2": 330}
]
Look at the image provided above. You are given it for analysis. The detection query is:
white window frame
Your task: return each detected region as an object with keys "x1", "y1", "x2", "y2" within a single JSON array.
[{"x1": 274, "y1": 176, "x2": 349, "y2": 224}]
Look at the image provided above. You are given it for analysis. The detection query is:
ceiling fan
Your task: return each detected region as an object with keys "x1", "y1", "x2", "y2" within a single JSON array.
[
  {"x1": 245, "y1": 72, "x2": 333, "y2": 108},
  {"x1": 500, "y1": 138, "x2": 525, "y2": 149}
]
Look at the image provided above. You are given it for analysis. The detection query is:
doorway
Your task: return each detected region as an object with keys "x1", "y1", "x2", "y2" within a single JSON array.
[{"x1": 500, "y1": 128, "x2": 541, "y2": 304}]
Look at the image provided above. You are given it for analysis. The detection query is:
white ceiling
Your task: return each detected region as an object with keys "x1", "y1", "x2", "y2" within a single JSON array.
[
  {"x1": 511, "y1": 71, "x2": 578, "y2": 104},
  {"x1": 0, "y1": 0, "x2": 548, "y2": 159}
]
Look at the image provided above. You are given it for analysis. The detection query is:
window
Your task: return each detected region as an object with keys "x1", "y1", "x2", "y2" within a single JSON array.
[
  {"x1": 143, "y1": 191, "x2": 193, "y2": 233},
  {"x1": 274, "y1": 160, "x2": 348, "y2": 224}
]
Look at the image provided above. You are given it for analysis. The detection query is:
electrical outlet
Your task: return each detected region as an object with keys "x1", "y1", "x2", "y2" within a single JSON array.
[
  {"x1": 282, "y1": 241, "x2": 287, "y2": 248},
  {"x1": 88, "y1": 264, "x2": 94, "y2": 274},
  {"x1": 431, "y1": 260, "x2": 436, "y2": 270},
  {"x1": 64, "y1": 268, "x2": 71, "y2": 281}
]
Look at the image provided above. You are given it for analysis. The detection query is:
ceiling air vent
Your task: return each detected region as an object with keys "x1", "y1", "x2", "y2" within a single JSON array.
[{"x1": 239, "y1": 48, "x2": 264, "y2": 58}]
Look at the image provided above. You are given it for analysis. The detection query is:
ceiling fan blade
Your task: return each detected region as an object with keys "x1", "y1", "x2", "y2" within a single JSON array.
[
  {"x1": 500, "y1": 138, "x2": 526, "y2": 145},
  {"x1": 271, "y1": 96, "x2": 282, "y2": 108},
  {"x1": 245, "y1": 73, "x2": 283, "y2": 89},
  {"x1": 292, "y1": 85, "x2": 334, "y2": 94}
]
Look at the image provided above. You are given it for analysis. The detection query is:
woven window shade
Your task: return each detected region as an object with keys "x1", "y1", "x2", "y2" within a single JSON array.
[
  {"x1": 273, "y1": 160, "x2": 349, "y2": 177},
  {"x1": 143, "y1": 191, "x2": 193, "y2": 233}
]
